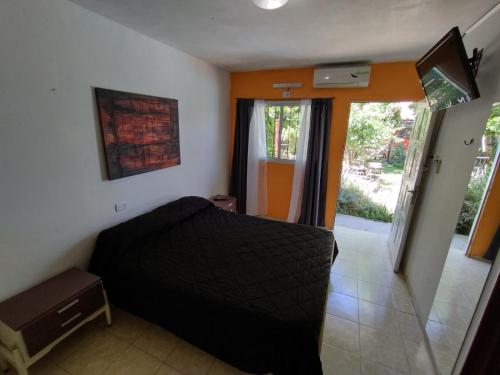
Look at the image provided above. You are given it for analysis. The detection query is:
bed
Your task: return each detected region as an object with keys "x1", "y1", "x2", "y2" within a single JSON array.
[{"x1": 89, "y1": 196, "x2": 337, "y2": 375}]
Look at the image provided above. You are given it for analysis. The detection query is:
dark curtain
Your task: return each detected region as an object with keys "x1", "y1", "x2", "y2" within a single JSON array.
[
  {"x1": 229, "y1": 99, "x2": 255, "y2": 214},
  {"x1": 298, "y1": 98, "x2": 332, "y2": 227}
]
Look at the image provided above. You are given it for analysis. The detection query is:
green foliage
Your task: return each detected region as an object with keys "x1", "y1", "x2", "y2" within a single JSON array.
[
  {"x1": 391, "y1": 144, "x2": 406, "y2": 164},
  {"x1": 455, "y1": 104, "x2": 499, "y2": 235},
  {"x1": 346, "y1": 103, "x2": 409, "y2": 165},
  {"x1": 265, "y1": 105, "x2": 300, "y2": 159},
  {"x1": 455, "y1": 168, "x2": 490, "y2": 235},
  {"x1": 336, "y1": 182, "x2": 393, "y2": 222},
  {"x1": 486, "y1": 103, "x2": 500, "y2": 154},
  {"x1": 382, "y1": 164, "x2": 404, "y2": 174},
  {"x1": 486, "y1": 103, "x2": 500, "y2": 136}
]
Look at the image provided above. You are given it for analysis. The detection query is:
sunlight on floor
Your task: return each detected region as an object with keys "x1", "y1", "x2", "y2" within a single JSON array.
[
  {"x1": 427, "y1": 235, "x2": 491, "y2": 375},
  {"x1": 327, "y1": 225, "x2": 436, "y2": 374}
]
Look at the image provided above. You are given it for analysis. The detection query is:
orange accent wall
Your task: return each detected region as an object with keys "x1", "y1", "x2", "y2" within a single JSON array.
[
  {"x1": 229, "y1": 62, "x2": 425, "y2": 228},
  {"x1": 468, "y1": 162, "x2": 500, "y2": 257}
]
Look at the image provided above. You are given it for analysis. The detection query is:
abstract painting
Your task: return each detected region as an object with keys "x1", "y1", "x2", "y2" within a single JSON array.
[{"x1": 95, "y1": 88, "x2": 180, "y2": 180}]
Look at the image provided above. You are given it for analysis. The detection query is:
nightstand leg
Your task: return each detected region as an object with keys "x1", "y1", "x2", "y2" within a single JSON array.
[
  {"x1": 0, "y1": 354, "x2": 8, "y2": 373},
  {"x1": 12, "y1": 349, "x2": 28, "y2": 375},
  {"x1": 104, "y1": 305, "x2": 112, "y2": 326}
]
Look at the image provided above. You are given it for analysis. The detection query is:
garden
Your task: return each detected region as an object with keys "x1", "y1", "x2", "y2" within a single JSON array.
[
  {"x1": 336, "y1": 102, "x2": 415, "y2": 223},
  {"x1": 455, "y1": 103, "x2": 499, "y2": 235},
  {"x1": 337, "y1": 102, "x2": 500, "y2": 234}
]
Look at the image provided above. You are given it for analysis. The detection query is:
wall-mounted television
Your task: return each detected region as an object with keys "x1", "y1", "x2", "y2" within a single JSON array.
[{"x1": 416, "y1": 27, "x2": 480, "y2": 112}]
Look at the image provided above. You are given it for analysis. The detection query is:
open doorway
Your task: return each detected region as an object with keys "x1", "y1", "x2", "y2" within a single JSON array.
[
  {"x1": 426, "y1": 103, "x2": 499, "y2": 375},
  {"x1": 334, "y1": 102, "x2": 417, "y2": 235}
]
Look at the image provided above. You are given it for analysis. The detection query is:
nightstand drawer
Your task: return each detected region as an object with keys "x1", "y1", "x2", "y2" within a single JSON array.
[{"x1": 21, "y1": 282, "x2": 105, "y2": 356}]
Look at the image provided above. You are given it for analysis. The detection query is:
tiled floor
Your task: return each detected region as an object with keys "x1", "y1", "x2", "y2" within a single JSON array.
[
  {"x1": 426, "y1": 235, "x2": 491, "y2": 375},
  {"x1": 4, "y1": 224, "x2": 436, "y2": 375},
  {"x1": 5, "y1": 307, "x2": 248, "y2": 375},
  {"x1": 323, "y1": 225, "x2": 436, "y2": 375}
]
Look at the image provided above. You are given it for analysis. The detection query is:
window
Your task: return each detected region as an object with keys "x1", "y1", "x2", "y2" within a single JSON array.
[{"x1": 265, "y1": 102, "x2": 301, "y2": 160}]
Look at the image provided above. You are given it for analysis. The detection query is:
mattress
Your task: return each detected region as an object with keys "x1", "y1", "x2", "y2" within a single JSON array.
[{"x1": 89, "y1": 196, "x2": 337, "y2": 375}]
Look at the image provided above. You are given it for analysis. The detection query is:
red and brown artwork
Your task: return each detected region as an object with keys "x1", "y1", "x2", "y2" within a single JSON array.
[{"x1": 95, "y1": 88, "x2": 180, "y2": 180}]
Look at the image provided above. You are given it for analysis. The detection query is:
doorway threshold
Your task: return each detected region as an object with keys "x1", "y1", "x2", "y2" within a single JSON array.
[{"x1": 334, "y1": 213, "x2": 391, "y2": 236}]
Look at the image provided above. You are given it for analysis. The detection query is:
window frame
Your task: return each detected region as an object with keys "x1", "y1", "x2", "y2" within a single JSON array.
[{"x1": 264, "y1": 100, "x2": 301, "y2": 163}]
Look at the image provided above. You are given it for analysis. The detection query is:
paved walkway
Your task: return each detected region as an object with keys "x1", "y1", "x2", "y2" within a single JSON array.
[{"x1": 334, "y1": 214, "x2": 391, "y2": 236}]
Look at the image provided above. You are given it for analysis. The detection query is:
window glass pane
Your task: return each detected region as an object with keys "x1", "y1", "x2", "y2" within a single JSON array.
[{"x1": 265, "y1": 104, "x2": 300, "y2": 160}]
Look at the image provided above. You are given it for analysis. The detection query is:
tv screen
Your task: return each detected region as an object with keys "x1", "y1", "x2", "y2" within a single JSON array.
[{"x1": 416, "y1": 27, "x2": 480, "y2": 112}]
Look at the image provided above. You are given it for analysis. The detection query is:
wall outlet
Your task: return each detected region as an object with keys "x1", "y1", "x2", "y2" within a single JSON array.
[{"x1": 115, "y1": 202, "x2": 127, "y2": 212}]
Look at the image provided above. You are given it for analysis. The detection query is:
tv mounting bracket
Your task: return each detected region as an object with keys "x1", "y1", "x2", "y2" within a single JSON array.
[{"x1": 469, "y1": 48, "x2": 483, "y2": 77}]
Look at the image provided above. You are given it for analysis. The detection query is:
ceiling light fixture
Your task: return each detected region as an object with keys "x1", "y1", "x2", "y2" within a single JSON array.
[{"x1": 252, "y1": 0, "x2": 289, "y2": 10}]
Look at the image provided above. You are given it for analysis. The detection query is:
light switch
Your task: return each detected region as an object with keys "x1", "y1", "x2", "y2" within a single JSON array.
[{"x1": 115, "y1": 202, "x2": 127, "y2": 212}]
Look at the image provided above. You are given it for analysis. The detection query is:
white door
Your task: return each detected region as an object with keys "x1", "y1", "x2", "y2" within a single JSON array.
[{"x1": 388, "y1": 102, "x2": 443, "y2": 272}]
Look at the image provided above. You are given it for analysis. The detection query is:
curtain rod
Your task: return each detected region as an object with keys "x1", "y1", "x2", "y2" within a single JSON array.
[{"x1": 237, "y1": 97, "x2": 335, "y2": 101}]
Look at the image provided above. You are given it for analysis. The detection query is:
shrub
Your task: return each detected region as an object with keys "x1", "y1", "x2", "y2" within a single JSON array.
[
  {"x1": 336, "y1": 182, "x2": 393, "y2": 222},
  {"x1": 390, "y1": 160, "x2": 405, "y2": 169},
  {"x1": 456, "y1": 169, "x2": 489, "y2": 235}
]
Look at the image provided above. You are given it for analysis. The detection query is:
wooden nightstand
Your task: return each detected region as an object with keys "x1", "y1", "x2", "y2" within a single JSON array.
[
  {"x1": 209, "y1": 195, "x2": 237, "y2": 212},
  {"x1": 0, "y1": 268, "x2": 111, "y2": 375}
]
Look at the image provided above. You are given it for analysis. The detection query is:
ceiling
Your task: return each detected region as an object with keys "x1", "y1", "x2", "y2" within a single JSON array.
[{"x1": 69, "y1": 0, "x2": 500, "y2": 71}]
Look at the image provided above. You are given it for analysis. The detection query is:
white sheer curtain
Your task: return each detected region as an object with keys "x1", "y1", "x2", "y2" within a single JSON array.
[
  {"x1": 246, "y1": 100, "x2": 268, "y2": 216},
  {"x1": 287, "y1": 100, "x2": 312, "y2": 223}
]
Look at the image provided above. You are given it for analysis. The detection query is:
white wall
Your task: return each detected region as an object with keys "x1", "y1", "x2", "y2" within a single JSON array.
[
  {"x1": 0, "y1": 0, "x2": 229, "y2": 301},
  {"x1": 403, "y1": 9, "x2": 500, "y2": 322}
]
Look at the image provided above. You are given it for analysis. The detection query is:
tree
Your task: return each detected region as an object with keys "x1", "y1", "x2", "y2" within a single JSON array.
[
  {"x1": 345, "y1": 103, "x2": 406, "y2": 165},
  {"x1": 486, "y1": 103, "x2": 500, "y2": 136}
]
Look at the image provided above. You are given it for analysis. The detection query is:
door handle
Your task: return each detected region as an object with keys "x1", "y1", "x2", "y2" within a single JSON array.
[{"x1": 409, "y1": 187, "x2": 419, "y2": 204}]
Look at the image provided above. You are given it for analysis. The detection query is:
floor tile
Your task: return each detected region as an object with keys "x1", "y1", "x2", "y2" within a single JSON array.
[
  {"x1": 154, "y1": 364, "x2": 185, "y2": 375},
  {"x1": 431, "y1": 346, "x2": 457, "y2": 375},
  {"x1": 107, "y1": 308, "x2": 151, "y2": 342},
  {"x1": 358, "y1": 281, "x2": 394, "y2": 308},
  {"x1": 55, "y1": 330, "x2": 130, "y2": 375},
  {"x1": 5, "y1": 358, "x2": 70, "y2": 375},
  {"x1": 330, "y1": 273, "x2": 358, "y2": 297},
  {"x1": 332, "y1": 259, "x2": 358, "y2": 278},
  {"x1": 326, "y1": 292, "x2": 359, "y2": 322},
  {"x1": 434, "y1": 284, "x2": 465, "y2": 305},
  {"x1": 428, "y1": 307, "x2": 440, "y2": 323},
  {"x1": 102, "y1": 346, "x2": 161, "y2": 375},
  {"x1": 425, "y1": 321, "x2": 450, "y2": 348},
  {"x1": 432, "y1": 301, "x2": 473, "y2": 330},
  {"x1": 207, "y1": 360, "x2": 251, "y2": 375},
  {"x1": 357, "y1": 258, "x2": 389, "y2": 275},
  {"x1": 321, "y1": 345, "x2": 361, "y2": 375},
  {"x1": 133, "y1": 324, "x2": 180, "y2": 361},
  {"x1": 337, "y1": 248, "x2": 358, "y2": 263},
  {"x1": 323, "y1": 314, "x2": 360, "y2": 354},
  {"x1": 442, "y1": 325, "x2": 468, "y2": 353},
  {"x1": 403, "y1": 339, "x2": 436, "y2": 375},
  {"x1": 396, "y1": 311, "x2": 424, "y2": 344},
  {"x1": 361, "y1": 360, "x2": 406, "y2": 375},
  {"x1": 359, "y1": 325, "x2": 409, "y2": 374},
  {"x1": 358, "y1": 300, "x2": 399, "y2": 336},
  {"x1": 165, "y1": 340, "x2": 216, "y2": 375},
  {"x1": 391, "y1": 289, "x2": 415, "y2": 314}
]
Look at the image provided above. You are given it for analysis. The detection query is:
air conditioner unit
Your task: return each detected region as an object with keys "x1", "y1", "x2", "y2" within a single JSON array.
[{"x1": 313, "y1": 65, "x2": 371, "y2": 88}]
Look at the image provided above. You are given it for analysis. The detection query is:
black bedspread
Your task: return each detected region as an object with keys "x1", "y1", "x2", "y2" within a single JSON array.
[{"x1": 90, "y1": 196, "x2": 337, "y2": 375}]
